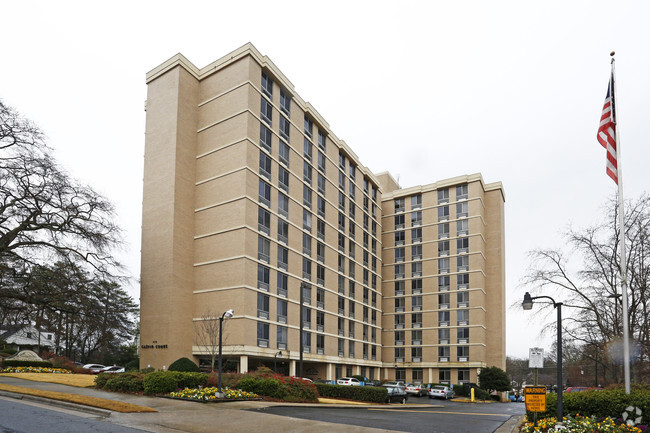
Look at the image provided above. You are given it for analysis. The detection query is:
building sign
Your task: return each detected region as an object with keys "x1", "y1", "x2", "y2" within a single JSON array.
[
  {"x1": 141, "y1": 344, "x2": 168, "y2": 349},
  {"x1": 524, "y1": 386, "x2": 547, "y2": 412},
  {"x1": 529, "y1": 347, "x2": 544, "y2": 369}
]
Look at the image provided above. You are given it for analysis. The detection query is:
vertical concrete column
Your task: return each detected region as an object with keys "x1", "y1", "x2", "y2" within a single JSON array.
[
  {"x1": 428, "y1": 368, "x2": 434, "y2": 383},
  {"x1": 354, "y1": 365, "x2": 360, "y2": 376},
  {"x1": 327, "y1": 363, "x2": 334, "y2": 381},
  {"x1": 290, "y1": 360, "x2": 296, "y2": 376},
  {"x1": 239, "y1": 355, "x2": 248, "y2": 373}
]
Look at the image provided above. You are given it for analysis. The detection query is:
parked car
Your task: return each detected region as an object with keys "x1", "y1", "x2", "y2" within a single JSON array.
[
  {"x1": 82, "y1": 364, "x2": 106, "y2": 374},
  {"x1": 565, "y1": 387, "x2": 603, "y2": 393},
  {"x1": 363, "y1": 380, "x2": 382, "y2": 387},
  {"x1": 384, "y1": 380, "x2": 406, "y2": 387},
  {"x1": 383, "y1": 384, "x2": 408, "y2": 404},
  {"x1": 405, "y1": 382, "x2": 427, "y2": 397},
  {"x1": 428, "y1": 385, "x2": 454, "y2": 400},
  {"x1": 100, "y1": 366, "x2": 125, "y2": 373},
  {"x1": 336, "y1": 377, "x2": 361, "y2": 386}
]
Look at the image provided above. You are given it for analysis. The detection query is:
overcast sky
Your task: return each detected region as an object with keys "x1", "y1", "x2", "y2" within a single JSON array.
[{"x1": 3, "y1": 1, "x2": 649, "y2": 358}]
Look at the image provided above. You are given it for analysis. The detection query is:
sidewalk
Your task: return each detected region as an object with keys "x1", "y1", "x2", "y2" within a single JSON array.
[{"x1": 0, "y1": 376, "x2": 523, "y2": 433}]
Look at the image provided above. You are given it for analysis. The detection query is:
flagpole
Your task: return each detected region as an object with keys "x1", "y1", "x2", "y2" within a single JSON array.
[{"x1": 610, "y1": 52, "x2": 631, "y2": 394}]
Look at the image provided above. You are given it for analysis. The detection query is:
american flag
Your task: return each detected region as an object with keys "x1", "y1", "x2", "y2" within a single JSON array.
[{"x1": 597, "y1": 73, "x2": 618, "y2": 184}]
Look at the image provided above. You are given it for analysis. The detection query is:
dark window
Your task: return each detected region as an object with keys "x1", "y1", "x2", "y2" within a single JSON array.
[
  {"x1": 280, "y1": 89, "x2": 291, "y2": 116},
  {"x1": 260, "y1": 98, "x2": 272, "y2": 125},
  {"x1": 260, "y1": 124, "x2": 272, "y2": 153},
  {"x1": 280, "y1": 115, "x2": 290, "y2": 141},
  {"x1": 261, "y1": 72, "x2": 273, "y2": 98}
]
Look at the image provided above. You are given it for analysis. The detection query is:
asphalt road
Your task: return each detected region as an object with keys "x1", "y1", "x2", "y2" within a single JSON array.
[
  {"x1": 250, "y1": 399, "x2": 526, "y2": 433},
  {"x1": 0, "y1": 397, "x2": 149, "y2": 433}
]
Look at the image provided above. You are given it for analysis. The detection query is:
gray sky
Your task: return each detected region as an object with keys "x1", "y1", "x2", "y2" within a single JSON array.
[{"x1": 3, "y1": 1, "x2": 649, "y2": 358}]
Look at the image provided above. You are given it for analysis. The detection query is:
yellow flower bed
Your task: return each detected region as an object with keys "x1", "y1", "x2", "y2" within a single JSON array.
[
  {"x1": 0, "y1": 367, "x2": 72, "y2": 374},
  {"x1": 169, "y1": 386, "x2": 259, "y2": 401},
  {"x1": 521, "y1": 414, "x2": 643, "y2": 432}
]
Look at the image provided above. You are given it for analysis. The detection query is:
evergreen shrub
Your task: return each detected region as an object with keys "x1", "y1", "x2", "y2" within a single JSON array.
[
  {"x1": 168, "y1": 357, "x2": 201, "y2": 372},
  {"x1": 315, "y1": 383, "x2": 387, "y2": 403}
]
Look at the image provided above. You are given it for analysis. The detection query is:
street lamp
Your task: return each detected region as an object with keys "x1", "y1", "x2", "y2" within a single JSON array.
[
  {"x1": 217, "y1": 308, "x2": 234, "y2": 398},
  {"x1": 274, "y1": 350, "x2": 283, "y2": 372},
  {"x1": 522, "y1": 292, "x2": 564, "y2": 425}
]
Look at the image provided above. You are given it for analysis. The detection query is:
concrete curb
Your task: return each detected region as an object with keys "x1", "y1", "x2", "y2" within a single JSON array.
[
  {"x1": 494, "y1": 414, "x2": 525, "y2": 433},
  {"x1": 0, "y1": 390, "x2": 112, "y2": 417}
]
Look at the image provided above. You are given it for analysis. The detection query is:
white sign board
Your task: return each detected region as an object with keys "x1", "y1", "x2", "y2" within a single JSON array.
[{"x1": 529, "y1": 347, "x2": 544, "y2": 369}]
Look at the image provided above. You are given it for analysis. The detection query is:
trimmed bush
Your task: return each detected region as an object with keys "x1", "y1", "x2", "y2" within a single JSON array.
[
  {"x1": 94, "y1": 373, "x2": 112, "y2": 389},
  {"x1": 315, "y1": 383, "x2": 387, "y2": 403},
  {"x1": 207, "y1": 371, "x2": 244, "y2": 389},
  {"x1": 238, "y1": 374, "x2": 318, "y2": 402},
  {"x1": 526, "y1": 386, "x2": 650, "y2": 425},
  {"x1": 125, "y1": 359, "x2": 139, "y2": 372},
  {"x1": 1, "y1": 360, "x2": 53, "y2": 368},
  {"x1": 168, "y1": 357, "x2": 200, "y2": 372},
  {"x1": 174, "y1": 372, "x2": 208, "y2": 389},
  {"x1": 142, "y1": 371, "x2": 208, "y2": 394},
  {"x1": 144, "y1": 371, "x2": 180, "y2": 394},
  {"x1": 452, "y1": 383, "x2": 489, "y2": 400},
  {"x1": 101, "y1": 373, "x2": 145, "y2": 393}
]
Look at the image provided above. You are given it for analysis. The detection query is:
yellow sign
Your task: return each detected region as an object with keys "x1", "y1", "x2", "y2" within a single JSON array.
[{"x1": 524, "y1": 386, "x2": 547, "y2": 412}]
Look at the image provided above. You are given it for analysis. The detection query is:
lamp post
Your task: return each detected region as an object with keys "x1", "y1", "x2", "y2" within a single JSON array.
[
  {"x1": 217, "y1": 308, "x2": 234, "y2": 398},
  {"x1": 523, "y1": 292, "x2": 563, "y2": 425},
  {"x1": 274, "y1": 350, "x2": 283, "y2": 372}
]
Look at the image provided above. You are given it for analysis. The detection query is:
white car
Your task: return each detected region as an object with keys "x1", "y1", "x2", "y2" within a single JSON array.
[
  {"x1": 100, "y1": 366, "x2": 125, "y2": 373},
  {"x1": 336, "y1": 377, "x2": 361, "y2": 386},
  {"x1": 428, "y1": 385, "x2": 454, "y2": 400},
  {"x1": 404, "y1": 382, "x2": 427, "y2": 397},
  {"x1": 82, "y1": 364, "x2": 106, "y2": 374}
]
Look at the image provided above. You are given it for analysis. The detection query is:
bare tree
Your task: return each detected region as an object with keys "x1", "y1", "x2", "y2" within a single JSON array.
[
  {"x1": 523, "y1": 194, "x2": 650, "y2": 383},
  {"x1": 194, "y1": 310, "x2": 231, "y2": 372},
  {"x1": 0, "y1": 100, "x2": 44, "y2": 152},
  {"x1": 1, "y1": 100, "x2": 123, "y2": 302}
]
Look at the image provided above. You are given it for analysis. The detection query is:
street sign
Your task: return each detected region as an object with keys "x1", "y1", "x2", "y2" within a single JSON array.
[
  {"x1": 524, "y1": 386, "x2": 547, "y2": 412},
  {"x1": 529, "y1": 347, "x2": 544, "y2": 369}
]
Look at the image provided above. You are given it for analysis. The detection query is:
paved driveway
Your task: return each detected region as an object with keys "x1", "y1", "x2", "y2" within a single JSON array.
[{"x1": 250, "y1": 400, "x2": 526, "y2": 433}]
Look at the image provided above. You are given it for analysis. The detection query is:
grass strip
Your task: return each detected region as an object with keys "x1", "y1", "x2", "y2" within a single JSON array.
[
  {"x1": 0, "y1": 373, "x2": 96, "y2": 388},
  {"x1": 0, "y1": 384, "x2": 156, "y2": 413}
]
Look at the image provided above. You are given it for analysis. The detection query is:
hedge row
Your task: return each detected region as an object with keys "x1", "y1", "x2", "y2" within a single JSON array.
[
  {"x1": 95, "y1": 371, "x2": 208, "y2": 394},
  {"x1": 527, "y1": 387, "x2": 650, "y2": 424},
  {"x1": 95, "y1": 373, "x2": 145, "y2": 393},
  {"x1": 1, "y1": 360, "x2": 53, "y2": 368},
  {"x1": 143, "y1": 371, "x2": 208, "y2": 394},
  {"x1": 315, "y1": 384, "x2": 387, "y2": 403},
  {"x1": 238, "y1": 376, "x2": 318, "y2": 402}
]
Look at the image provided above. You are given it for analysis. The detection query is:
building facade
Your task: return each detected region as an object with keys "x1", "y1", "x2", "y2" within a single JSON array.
[{"x1": 140, "y1": 43, "x2": 505, "y2": 384}]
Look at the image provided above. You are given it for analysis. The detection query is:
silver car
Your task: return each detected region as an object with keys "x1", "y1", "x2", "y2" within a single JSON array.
[{"x1": 428, "y1": 385, "x2": 454, "y2": 400}]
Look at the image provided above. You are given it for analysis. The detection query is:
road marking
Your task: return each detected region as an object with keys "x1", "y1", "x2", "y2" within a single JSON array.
[{"x1": 368, "y1": 408, "x2": 511, "y2": 417}]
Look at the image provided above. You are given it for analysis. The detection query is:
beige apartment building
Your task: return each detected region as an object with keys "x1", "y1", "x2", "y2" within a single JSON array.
[{"x1": 140, "y1": 43, "x2": 505, "y2": 384}]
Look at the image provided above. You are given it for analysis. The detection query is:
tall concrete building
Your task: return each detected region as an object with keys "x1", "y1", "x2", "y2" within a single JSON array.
[{"x1": 140, "y1": 43, "x2": 505, "y2": 384}]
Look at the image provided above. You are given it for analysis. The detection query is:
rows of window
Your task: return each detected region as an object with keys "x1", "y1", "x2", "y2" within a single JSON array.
[
  {"x1": 260, "y1": 76, "x2": 383, "y2": 284},
  {"x1": 392, "y1": 368, "x2": 470, "y2": 385},
  {"x1": 256, "y1": 320, "x2": 378, "y2": 359},
  {"x1": 257, "y1": 71, "x2": 390, "y2": 360},
  {"x1": 391, "y1": 342, "x2": 471, "y2": 363}
]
